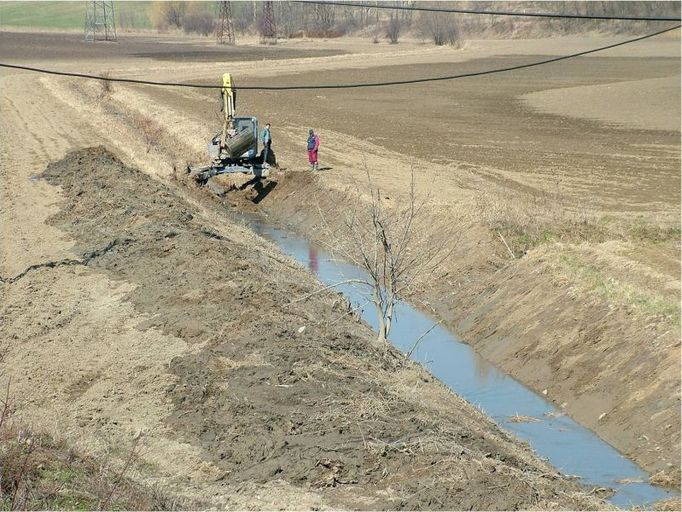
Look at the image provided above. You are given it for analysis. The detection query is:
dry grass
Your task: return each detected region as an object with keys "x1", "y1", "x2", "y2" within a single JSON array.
[
  {"x1": 133, "y1": 115, "x2": 165, "y2": 154},
  {"x1": 98, "y1": 71, "x2": 113, "y2": 98},
  {"x1": 0, "y1": 420, "x2": 198, "y2": 510},
  {"x1": 650, "y1": 469, "x2": 681, "y2": 489},
  {"x1": 475, "y1": 186, "x2": 680, "y2": 258},
  {"x1": 654, "y1": 496, "x2": 682, "y2": 511},
  {"x1": 507, "y1": 414, "x2": 541, "y2": 424},
  {"x1": 0, "y1": 374, "x2": 197, "y2": 510},
  {"x1": 550, "y1": 251, "x2": 680, "y2": 324}
]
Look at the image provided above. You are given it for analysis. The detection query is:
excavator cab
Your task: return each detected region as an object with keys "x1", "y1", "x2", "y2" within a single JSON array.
[
  {"x1": 208, "y1": 116, "x2": 259, "y2": 161},
  {"x1": 232, "y1": 116, "x2": 259, "y2": 159}
]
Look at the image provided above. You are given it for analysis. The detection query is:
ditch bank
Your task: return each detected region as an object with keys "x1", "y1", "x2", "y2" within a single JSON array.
[
  {"x1": 20, "y1": 146, "x2": 611, "y2": 509},
  {"x1": 218, "y1": 168, "x2": 681, "y2": 491}
]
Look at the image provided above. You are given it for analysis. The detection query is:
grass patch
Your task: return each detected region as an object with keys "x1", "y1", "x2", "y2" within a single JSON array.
[
  {"x1": 489, "y1": 207, "x2": 679, "y2": 258},
  {"x1": 556, "y1": 253, "x2": 680, "y2": 323},
  {"x1": 477, "y1": 186, "x2": 680, "y2": 258},
  {"x1": 0, "y1": 1, "x2": 151, "y2": 30}
]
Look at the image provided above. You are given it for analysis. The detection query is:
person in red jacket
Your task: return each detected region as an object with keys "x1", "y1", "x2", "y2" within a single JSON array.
[{"x1": 307, "y1": 129, "x2": 320, "y2": 171}]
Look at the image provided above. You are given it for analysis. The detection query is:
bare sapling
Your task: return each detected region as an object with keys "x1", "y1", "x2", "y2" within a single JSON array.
[
  {"x1": 315, "y1": 169, "x2": 455, "y2": 345},
  {"x1": 99, "y1": 71, "x2": 114, "y2": 97}
]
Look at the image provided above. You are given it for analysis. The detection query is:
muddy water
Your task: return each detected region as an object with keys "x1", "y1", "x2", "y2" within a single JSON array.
[{"x1": 239, "y1": 214, "x2": 674, "y2": 509}]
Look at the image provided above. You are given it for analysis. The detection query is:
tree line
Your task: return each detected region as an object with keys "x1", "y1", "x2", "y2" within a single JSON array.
[{"x1": 140, "y1": 1, "x2": 680, "y2": 45}]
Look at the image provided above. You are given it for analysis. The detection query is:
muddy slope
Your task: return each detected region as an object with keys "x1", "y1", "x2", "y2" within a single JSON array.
[
  {"x1": 33, "y1": 147, "x2": 608, "y2": 510},
  {"x1": 247, "y1": 169, "x2": 681, "y2": 486}
]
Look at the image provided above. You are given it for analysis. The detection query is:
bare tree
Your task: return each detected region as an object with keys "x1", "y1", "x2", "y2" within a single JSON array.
[
  {"x1": 313, "y1": 2, "x2": 336, "y2": 35},
  {"x1": 386, "y1": 11, "x2": 400, "y2": 44},
  {"x1": 277, "y1": 1, "x2": 297, "y2": 38},
  {"x1": 315, "y1": 170, "x2": 455, "y2": 344},
  {"x1": 417, "y1": 11, "x2": 459, "y2": 46},
  {"x1": 183, "y1": 11, "x2": 215, "y2": 36},
  {"x1": 148, "y1": 1, "x2": 186, "y2": 30},
  {"x1": 399, "y1": 0, "x2": 415, "y2": 27}
]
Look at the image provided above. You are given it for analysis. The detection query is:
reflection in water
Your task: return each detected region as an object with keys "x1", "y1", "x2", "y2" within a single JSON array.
[
  {"x1": 307, "y1": 246, "x2": 319, "y2": 275},
  {"x1": 472, "y1": 349, "x2": 495, "y2": 386}
]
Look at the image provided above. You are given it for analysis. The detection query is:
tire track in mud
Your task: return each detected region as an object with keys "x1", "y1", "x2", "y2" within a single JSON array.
[
  {"x1": 0, "y1": 238, "x2": 129, "y2": 284},
  {"x1": 38, "y1": 146, "x2": 608, "y2": 510}
]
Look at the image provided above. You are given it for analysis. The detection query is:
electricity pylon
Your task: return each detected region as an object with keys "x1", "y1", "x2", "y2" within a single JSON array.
[
  {"x1": 216, "y1": 1, "x2": 235, "y2": 45},
  {"x1": 84, "y1": 0, "x2": 117, "y2": 42},
  {"x1": 260, "y1": 1, "x2": 277, "y2": 44}
]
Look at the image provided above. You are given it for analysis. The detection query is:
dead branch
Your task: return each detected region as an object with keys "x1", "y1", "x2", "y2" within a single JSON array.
[
  {"x1": 405, "y1": 320, "x2": 443, "y2": 360},
  {"x1": 286, "y1": 279, "x2": 370, "y2": 306}
]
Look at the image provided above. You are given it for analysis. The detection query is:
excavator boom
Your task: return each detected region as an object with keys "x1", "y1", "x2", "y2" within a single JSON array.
[{"x1": 188, "y1": 73, "x2": 266, "y2": 182}]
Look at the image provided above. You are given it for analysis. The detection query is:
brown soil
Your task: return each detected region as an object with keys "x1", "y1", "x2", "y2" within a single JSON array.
[
  {"x1": 4, "y1": 146, "x2": 606, "y2": 510},
  {"x1": 0, "y1": 30, "x2": 344, "y2": 63},
  {"x1": 1, "y1": 29, "x2": 679, "y2": 504}
]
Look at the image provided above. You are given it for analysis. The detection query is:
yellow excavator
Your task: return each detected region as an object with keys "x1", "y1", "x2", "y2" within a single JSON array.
[{"x1": 189, "y1": 73, "x2": 265, "y2": 183}]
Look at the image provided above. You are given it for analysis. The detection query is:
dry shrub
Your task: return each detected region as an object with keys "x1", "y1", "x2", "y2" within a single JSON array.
[
  {"x1": 134, "y1": 116, "x2": 164, "y2": 154},
  {"x1": 305, "y1": 29, "x2": 344, "y2": 38},
  {"x1": 182, "y1": 11, "x2": 215, "y2": 36},
  {"x1": 474, "y1": 185, "x2": 593, "y2": 257},
  {"x1": 386, "y1": 15, "x2": 400, "y2": 44},
  {"x1": 417, "y1": 11, "x2": 459, "y2": 46},
  {"x1": 148, "y1": 1, "x2": 186, "y2": 30},
  {"x1": 649, "y1": 469, "x2": 681, "y2": 489},
  {"x1": 99, "y1": 71, "x2": 113, "y2": 97}
]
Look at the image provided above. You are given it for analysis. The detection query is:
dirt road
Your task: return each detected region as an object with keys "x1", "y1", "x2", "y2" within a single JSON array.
[{"x1": 1, "y1": 29, "x2": 679, "y2": 502}]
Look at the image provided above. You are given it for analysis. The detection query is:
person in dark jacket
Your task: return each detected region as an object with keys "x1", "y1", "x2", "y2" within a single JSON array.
[
  {"x1": 261, "y1": 122, "x2": 272, "y2": 167},
  {"x1": 307, "y1": 129, "x2": 320, "y2": 171}
]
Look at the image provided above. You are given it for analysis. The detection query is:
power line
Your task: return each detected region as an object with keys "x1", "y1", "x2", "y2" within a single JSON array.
[
  {"x1": 293, "y1": 0, "x2": 681, "y2": 22},
  {"x1": 0, "y1": 24, "x2": 678, "y2": 91}
]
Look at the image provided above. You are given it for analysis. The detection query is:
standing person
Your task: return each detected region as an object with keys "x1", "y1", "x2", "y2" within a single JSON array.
[
  {"x1": 261, "y1": 122, "x2": 272, "y2": 167},
  {"x1": 307, "y1": 129, "x2": 320, "y2": 171}
]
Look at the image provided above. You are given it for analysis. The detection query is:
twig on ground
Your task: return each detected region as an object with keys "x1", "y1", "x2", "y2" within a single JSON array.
[
  {"x1": 497, "y1": 230, "x2": 516, "y2": 259},
  {"x1": 286, "y1": 279, "x2": 369, "y2": 306}
]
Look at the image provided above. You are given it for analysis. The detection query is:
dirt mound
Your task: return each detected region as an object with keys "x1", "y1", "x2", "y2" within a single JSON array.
[{"x1": 31, "y1": 146, "x2": 607, "y2": 509}]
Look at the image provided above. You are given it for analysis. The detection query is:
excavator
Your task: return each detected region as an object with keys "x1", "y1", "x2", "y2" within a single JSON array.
[{"x1": 188, "y1": 73, "x2": 266, "y2": 184}]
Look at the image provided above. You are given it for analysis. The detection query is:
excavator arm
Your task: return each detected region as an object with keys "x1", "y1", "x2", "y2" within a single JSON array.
[{"x1": 220, "y1": 73, "x2": 236, "y2": 147}]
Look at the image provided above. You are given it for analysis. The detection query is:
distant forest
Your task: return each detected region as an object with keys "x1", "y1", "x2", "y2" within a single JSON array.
[{"x1": 1, "y1": 1, "x2": 679, "y2": 44}]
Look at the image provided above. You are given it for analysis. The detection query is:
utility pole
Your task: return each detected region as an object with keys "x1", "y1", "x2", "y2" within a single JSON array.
[
  {"x1": 216, "y1": 0, "x2": 235, "y2": 45},
  {"x1": 84, "y1": 0, "x2": 117, "y2": 42},
  {"x1": 260, "y1": 1, "x2": 277, "y2": 44}
]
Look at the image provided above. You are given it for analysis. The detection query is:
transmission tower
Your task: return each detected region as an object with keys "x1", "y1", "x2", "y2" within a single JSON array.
[
  {"x1": 216, "y1": 1, "x2": 235, "y2": 45},
  {"x1": 260, "y1": 1, "x2": 277, "y2": 44},
  {"x1": 84, "y1": 0, "x2": 117, "y2": 42}
]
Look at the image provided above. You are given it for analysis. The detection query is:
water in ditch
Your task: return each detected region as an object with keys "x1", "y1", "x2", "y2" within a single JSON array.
[{"x1": 241, "y1": 214, "x2": 675, "y2": 509}]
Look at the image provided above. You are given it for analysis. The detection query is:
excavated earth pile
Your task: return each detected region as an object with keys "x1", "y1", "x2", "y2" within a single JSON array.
[{"x1": 5, "y1": 146, "x2": 611, "y2": 510}]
